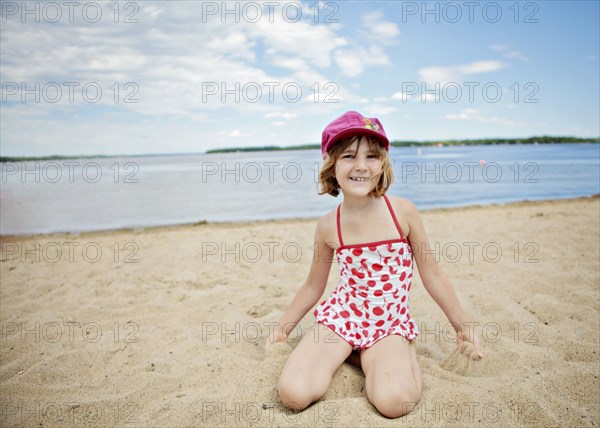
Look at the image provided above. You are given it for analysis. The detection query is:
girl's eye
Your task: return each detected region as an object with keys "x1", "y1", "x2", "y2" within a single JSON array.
[{"x1": 342, "y1": 154, "x2": 354, "y2": 159}]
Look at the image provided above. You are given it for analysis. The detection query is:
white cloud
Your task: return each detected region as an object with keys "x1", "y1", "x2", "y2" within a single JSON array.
[
  {"x1": 418, "y1": 60, "x2": 507, "y2": 84},
  {"x1": 265, "y1": 112, "x2": 298, "y2": 119},
  {"x1": 391, "y1": 92, "x2": 412, "y2": 101},
  {"x1": 503, "y1": 50, "x2": 529, "y2": 61},
  {"x1": 247, "y1": 11, "x2": 347, "y2": 69},
  {"x1": 331, "y1": 9, "x2": 398, "y2": 77},
  {"x1": 366, "y1": 105, "x2": 398, "y2": 115},
  {"x1": 269, "y1": 56, "x2": 309, "y2": 70},
  {"x1": 335, "y1": 46, "x2": 391, "y2": 77},
  {"x1": 362, "y1": 11, "x2": 400, "y2": 42},
  {"x1": 489, "y1": 44, "x2": 528, "y2": 61},
  {"x1": 418, "y1": 93, "x2": 438, "y2": 103},
  {"x1": 445, "y1": 108, "x2": 521, "y2": 126},
  {"x1": 462, "y1": 61, "x2": 506, "y2": 74},
  {"x1": 141, "y1": 5, "x2": 164, "y2": 20},
  {"x1": 489, "y1": 44, "x2": 509, "y2": 52},
  {"x1": 206, "y1": 32, "x2": 256, "y2": 62}
]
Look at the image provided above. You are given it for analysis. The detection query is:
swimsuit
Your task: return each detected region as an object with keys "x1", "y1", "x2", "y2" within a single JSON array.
[{"x1": 313, "y1": 194, "x2": 419, "y2": 350}]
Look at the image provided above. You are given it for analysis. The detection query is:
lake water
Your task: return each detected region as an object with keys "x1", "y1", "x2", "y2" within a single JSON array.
[{"x1": 1, "y1": 143, "x2": 598, "y2": 235}]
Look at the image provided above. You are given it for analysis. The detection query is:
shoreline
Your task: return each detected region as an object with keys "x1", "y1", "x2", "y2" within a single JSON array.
[{"x1": 1, "y1": 194, "x2": 598, "y2": 241}]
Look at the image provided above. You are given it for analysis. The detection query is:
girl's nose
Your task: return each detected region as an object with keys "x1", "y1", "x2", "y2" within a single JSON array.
[{"x1": 354, "y1": 156, "x2": 368, "y2": 170}]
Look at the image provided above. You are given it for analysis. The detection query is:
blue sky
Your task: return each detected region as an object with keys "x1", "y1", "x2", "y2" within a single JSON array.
[{"x1": 1, "y1": 0, "x2": 598, "y2": 156}]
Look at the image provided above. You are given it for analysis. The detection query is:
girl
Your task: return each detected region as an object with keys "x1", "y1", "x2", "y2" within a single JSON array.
[{"x1": 265, "y1": 111, "x2": 483, "y2": 418}]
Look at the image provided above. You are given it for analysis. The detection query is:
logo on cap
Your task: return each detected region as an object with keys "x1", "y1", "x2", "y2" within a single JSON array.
[{"x1": 362, "y1": 117, "x2": 381, "y2": 132}]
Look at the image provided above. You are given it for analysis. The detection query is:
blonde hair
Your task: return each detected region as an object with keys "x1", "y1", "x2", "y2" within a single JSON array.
[{"x1": 319, "y1": 135, "x2": 394, "y2": 197}]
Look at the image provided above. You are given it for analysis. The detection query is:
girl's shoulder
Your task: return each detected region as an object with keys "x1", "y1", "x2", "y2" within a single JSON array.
[
  {"x1": 385, "y1": 195, "x2": 423, "y2": 240},
  {"x1": 315, "y1": 206, "x2": 338, "y2": 245},
  {"x1": 385, "y1": 195, "x2": 420, "y2": 218}
]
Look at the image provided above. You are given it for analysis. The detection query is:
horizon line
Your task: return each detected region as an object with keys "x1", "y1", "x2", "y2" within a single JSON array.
[{"x1": 1, "y1": 135, "x2": 599, "y2": 161}]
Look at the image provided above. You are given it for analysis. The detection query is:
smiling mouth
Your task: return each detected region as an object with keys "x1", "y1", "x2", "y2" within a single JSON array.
[{"x1": 349, "y1": 177, "x2": 370, "y2": 181}]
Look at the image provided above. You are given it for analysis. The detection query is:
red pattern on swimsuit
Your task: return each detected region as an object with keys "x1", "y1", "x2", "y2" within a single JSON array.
[{"x1": 313, "y1": 195, "x2": 419, "y2": 350}]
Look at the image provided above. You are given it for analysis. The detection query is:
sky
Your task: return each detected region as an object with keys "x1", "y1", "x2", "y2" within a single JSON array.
[{"x1": 1, "y1": 0, "x2": 599, "y2": 156}]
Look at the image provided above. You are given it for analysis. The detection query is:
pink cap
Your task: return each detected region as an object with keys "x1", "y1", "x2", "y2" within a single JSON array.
[{"x1": 321, "y1": 111, "x2": 389, "y2": 159}]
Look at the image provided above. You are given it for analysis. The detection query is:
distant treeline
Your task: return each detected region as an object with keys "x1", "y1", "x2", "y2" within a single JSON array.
[
  {"x1": 0, "y1": 154, "x2": 114, "y2": 163},
  {"x1": 391, "y1": 135, "x2": 600, "y2": 147},
  {"x1": 206, "y1": 144, "x2": 318, "y2": 154},
  {"x1": 206, "y1": 136, "x2": 599, "y2": 153},
  {"x1": 2, "y1": 136, "x2": 598, "y2": 161}
]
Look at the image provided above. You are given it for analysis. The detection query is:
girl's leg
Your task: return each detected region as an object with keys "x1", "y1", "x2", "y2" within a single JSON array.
[
  {"x1": 360, "y1": 335, "x2": 422, "y2": 418},
  {"x1": 278, "y1": 323, "x2": 352, "y2": 410}
]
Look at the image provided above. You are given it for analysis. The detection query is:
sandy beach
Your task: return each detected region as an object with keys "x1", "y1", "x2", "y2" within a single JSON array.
[{"x1": 1, "y1": 196, "x2": 598, "y2": 427}]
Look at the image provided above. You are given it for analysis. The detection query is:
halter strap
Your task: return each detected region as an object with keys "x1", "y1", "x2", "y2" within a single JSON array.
[
  {"x1": 336, "y1": 204, "x2": 344, "y2": 246},
  {"x1": 336, "y1": 194, "x2": 404, "y2": 246},
  {"x1": 383, "y1": 194, "x2": 405, "y2": 239}
]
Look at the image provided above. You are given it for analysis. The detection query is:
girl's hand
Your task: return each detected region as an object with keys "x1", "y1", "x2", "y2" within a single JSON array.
[
  {"x1": 456, "y1": 329, "x2": 484, "y2": 360},
  {"x1": 264, "y1": 328, "x2": 287, "y2": 352}
]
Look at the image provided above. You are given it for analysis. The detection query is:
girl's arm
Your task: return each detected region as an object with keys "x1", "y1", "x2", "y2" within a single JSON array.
[
  {"x1": 265, "y1": 217, "x2": 334, "y2": 350},
  {"x1": 403, "y1": 199, "x2": 484, "y2": 359}
]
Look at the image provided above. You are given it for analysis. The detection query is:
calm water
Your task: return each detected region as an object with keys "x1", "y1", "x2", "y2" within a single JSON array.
[{"x1": 1, "y1": 143, "x2": 598, "y2": 235}]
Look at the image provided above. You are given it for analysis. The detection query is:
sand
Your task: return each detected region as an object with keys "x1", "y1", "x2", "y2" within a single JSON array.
[{"x1": 1, "y1": 196, "x2": 599, "y2": 427}]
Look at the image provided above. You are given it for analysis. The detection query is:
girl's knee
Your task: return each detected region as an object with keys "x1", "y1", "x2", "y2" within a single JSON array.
[
  {"x1": 277, "y1": 377, "x2": 314, "y2": 410},
  {"x1": 371, "y1": 386, "x2": 421, "y2": 418}
]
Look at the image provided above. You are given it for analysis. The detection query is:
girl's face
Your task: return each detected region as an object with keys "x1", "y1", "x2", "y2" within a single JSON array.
[{"x1": 334, "y1": 137, "x2": 383, "y2": 198}]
